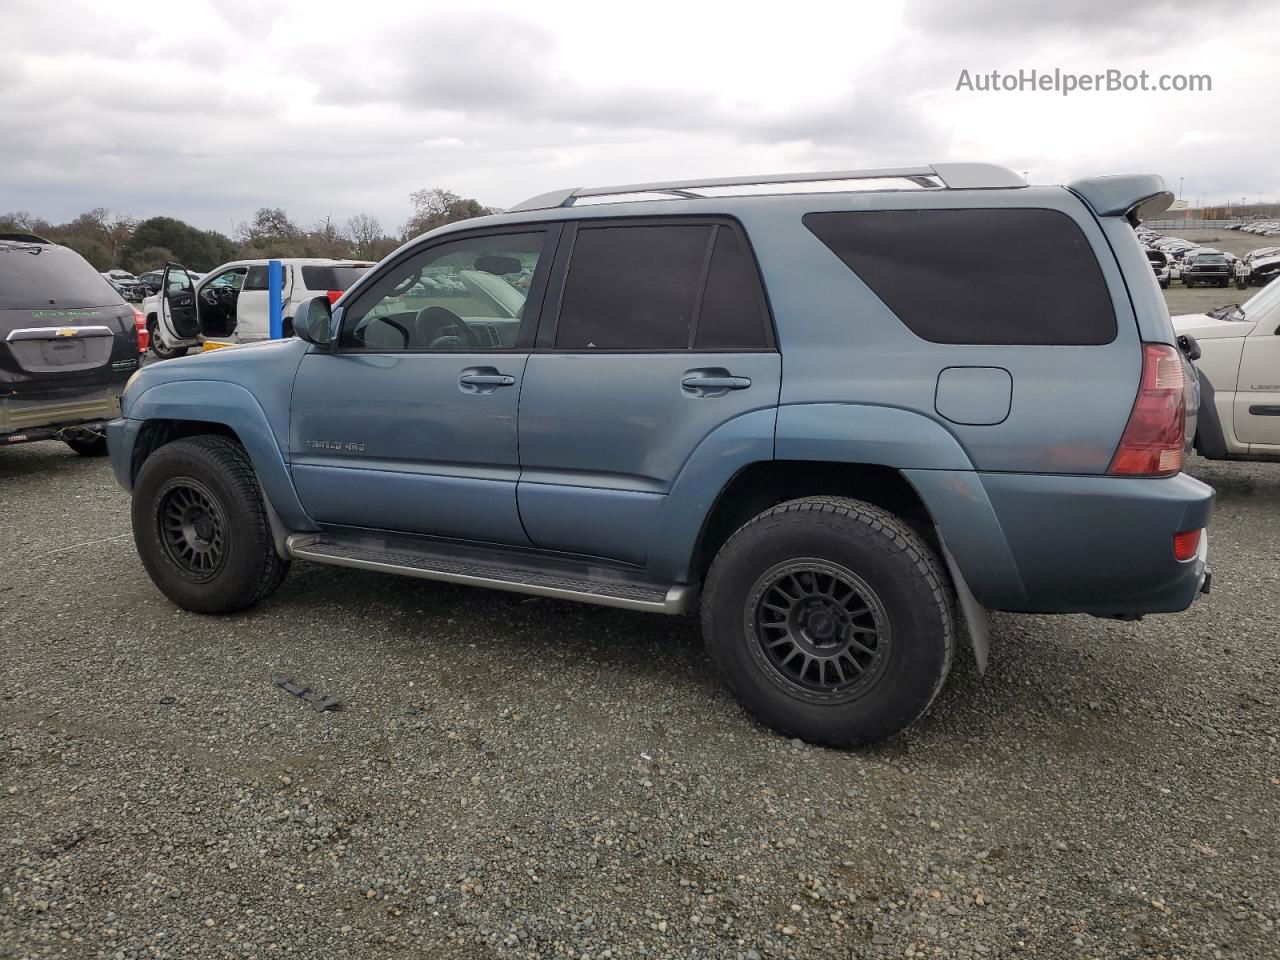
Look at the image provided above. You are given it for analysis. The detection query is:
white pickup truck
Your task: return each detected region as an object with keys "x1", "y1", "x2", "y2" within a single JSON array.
[
  {"x1": 1174, "y1": 276, "x2": 1280, "y2": 462},
  {"x1": 143, "y1": 258, "x2": 373, "y2": 358}
]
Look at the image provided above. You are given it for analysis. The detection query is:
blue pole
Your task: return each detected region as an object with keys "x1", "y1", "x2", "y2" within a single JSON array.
[{"x1": 268, "y1": 260, "x2": 283, "y2": 339}]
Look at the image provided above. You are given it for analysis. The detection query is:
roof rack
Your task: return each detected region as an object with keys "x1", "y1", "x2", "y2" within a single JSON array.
[{"x1": 508, "y1": 163, "x2": 1025, "y2": 212}]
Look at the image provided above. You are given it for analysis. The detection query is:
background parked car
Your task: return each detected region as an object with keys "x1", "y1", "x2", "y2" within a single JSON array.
[
  {"x1": 1181, "y1": 252, "x2": 1231, "y2": 287},
  {"x1": 1, "y1": 234, "x2": 143, "y2": 455},
  {"x1": 1174, "y1": 276, "x2": 1280, "y2": 463},
  {"x1": 1146, "y1": 248, "x2": 1171, "y2": 288},
  {"x1": 143, "y1": 258, "x2": 372, "y2": 358},
  {"x1": 136, "y1": 269, "x2": 165, "y2": 295},
  {"x1": 101, "y1": 269, "x2": 148, "y2": 302}
]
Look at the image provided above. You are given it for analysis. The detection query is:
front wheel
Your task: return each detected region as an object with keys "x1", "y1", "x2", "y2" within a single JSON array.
[
  {"x1": 701, "y1": 497, "x2": 955, "y2": 748},
  {"x1": 132, "y1": 435, "x2": 289, "y2": 613},
  {"x1": 148, "y1": 317, "x2": 189, "y2": 360}
]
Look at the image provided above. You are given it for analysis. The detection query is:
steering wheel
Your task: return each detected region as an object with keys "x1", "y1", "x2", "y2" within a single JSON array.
[{"x1": 415, "y1": 306, "x2": 481, "y2": 350}]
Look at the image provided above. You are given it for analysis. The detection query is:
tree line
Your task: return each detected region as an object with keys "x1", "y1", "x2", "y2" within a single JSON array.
[{"x1": 0, "y1": 188, "x2": 496, "y2": 273}]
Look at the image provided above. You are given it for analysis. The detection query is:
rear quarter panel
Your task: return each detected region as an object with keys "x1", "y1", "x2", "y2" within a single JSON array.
[{"x1": 738, "y1": 187, "x2": 1144, "y2": 474}]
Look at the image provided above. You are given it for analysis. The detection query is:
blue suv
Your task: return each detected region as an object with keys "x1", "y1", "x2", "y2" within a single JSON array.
[{"x1": 109, "y1": 164, "x2": 1213, "y2": 746}]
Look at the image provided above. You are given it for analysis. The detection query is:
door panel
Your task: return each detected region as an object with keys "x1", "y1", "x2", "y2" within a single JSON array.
[
  {"x1": 287, "y1": 227, "x2": 556, "y2": 545},
  {"x1": 290, "y1": 352, "x2": 530, "y2": 543},
  {"x1": 159, "y1": 264, "x2": 198, "y2": 340},
  {"x1": 236, "y1": 264, "x2": 271, "y2": 341},
  {"x1": 517, "y1": 352, "x2": 781, "y2": 562},
  {"x1": 1234, "y1": 329, "x2": 1280, "y2": 445}
]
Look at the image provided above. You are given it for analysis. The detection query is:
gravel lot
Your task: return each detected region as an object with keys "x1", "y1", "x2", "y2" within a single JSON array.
[{"x1": 3, "y1": 439, "x2": 1278, "y2": 958}]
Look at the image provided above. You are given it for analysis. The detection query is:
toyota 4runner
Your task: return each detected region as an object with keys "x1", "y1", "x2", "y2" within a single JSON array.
[{"x1": 108, "y1": 164, "x2": 1214, "y2": 746}]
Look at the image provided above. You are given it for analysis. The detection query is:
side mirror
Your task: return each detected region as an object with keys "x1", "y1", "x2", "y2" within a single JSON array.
[
  {"x1": 1177, "y1": 334, "x2": 1202, "y2": 362},
  {"x1": 292, "y1": 295, "x2": 333, "y2": 346}
]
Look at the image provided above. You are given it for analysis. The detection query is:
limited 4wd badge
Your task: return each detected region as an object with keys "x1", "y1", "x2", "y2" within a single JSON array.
[
  {"x1": 112, "y1": 358, "x2": 139, "y2": 372},
  {"x1": 305, "y1": 440, "x2": 365, "y2": 452}
]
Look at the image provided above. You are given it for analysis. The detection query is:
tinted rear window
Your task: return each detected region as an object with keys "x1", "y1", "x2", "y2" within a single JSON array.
[
  {"x1": 301, "y1": 265, "x2": 369, "y2": 291},
  {"x1": 803, "y1": 209, "x2": 1117, "y2": 345},
  {"x1": 0, "y1": 244, "x2": 122, "y2": 310},
  {"x1": 694, "y1": 226, "x2": 772, "y2": 350},
  {"x1": 555, "y1": 224, "x2": 712, "y2": 350}
]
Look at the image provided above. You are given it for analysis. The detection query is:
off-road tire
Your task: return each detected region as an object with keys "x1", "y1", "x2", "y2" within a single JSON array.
[
  {"x1": 132, "y1": 435, "x2": 289, "y2": 613},
  {"x1": 701, "y1": 496, "x2": 954, "y2": 748},
  {"x1": 63, "y1": 431, "x2": 108, "y2": 457}
]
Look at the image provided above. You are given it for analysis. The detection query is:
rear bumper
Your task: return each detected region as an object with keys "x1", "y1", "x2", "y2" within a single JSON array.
[
  {"x1": 1, "y1": 386, "x2": 121, "y2": 438},
  {"x1": 908, "y1": 470, "x2": 1214, "y2": 616}
]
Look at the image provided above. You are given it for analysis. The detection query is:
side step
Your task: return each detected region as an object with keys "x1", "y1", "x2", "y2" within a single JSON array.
[{"x1": 285, "y1": 533, "x2": 697, "y2": 615}]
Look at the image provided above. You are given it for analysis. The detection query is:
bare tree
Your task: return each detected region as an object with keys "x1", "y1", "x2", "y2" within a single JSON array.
[{"x1": 403, "y1": 188, "x2": 494, "y2": 239}]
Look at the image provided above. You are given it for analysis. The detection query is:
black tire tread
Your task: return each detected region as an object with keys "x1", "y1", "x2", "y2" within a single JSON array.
[
  {"x1": 136, "y1": 435, "x2": 287, "y2": 612},
  {"x1": 702, "y1": 495, "x2": 954, "y2": 745}
]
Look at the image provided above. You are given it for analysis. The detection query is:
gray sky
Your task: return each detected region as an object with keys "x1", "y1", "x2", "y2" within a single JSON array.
[{"x1": 2, "y1": 0, "x2": 1275, "y2": 233}]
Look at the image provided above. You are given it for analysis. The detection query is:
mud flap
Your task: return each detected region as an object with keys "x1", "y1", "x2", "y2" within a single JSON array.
[{"x1": 941, "y1": 542, "x2": 990, "y2": 674}]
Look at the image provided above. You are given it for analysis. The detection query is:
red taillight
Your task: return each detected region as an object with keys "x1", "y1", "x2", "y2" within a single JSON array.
[
  {"x1": 1173, "y1": 529, "x2": 1201, "y2": 562},
  {"x1": 1108, "y1": 343, "x2": 1186, "y2": 477},
  {"x1": 132, "y1": 307, "x2": 148, "y2": 353},
  {"x1": 325, "y1": 290, "x2": 342, "y2": 305}
]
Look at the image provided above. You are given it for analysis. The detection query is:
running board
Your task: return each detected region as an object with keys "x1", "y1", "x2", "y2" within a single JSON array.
[{"x1": 285, "y1": 533, "x2": 697, "y2": 615}]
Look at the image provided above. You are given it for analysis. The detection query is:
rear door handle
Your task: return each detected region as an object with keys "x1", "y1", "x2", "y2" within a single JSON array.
[{"x1": 681, "y1": 374, "x2": 752, "y2": 392}]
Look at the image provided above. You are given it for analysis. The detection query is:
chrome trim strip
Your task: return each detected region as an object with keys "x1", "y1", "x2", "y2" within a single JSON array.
[
  {"x1": 286, "y1": 535, "x2": 694, "y2": 615},
  {"x1": 6, "y1": 325, "x2": 116, "y2": 342}
]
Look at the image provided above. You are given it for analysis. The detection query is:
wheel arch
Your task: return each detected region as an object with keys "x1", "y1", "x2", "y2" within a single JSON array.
[{"x1": 122, "y1": 380, "x2": 317, "y2": 535}]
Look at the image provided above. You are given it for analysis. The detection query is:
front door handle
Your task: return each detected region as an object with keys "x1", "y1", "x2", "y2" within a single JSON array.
[
  {"x1": 459, "y1": 367, "x2": 516, "y2": 394},
  {"x1": 681, "y1": 373, "x2": 752, "y2": 394}
]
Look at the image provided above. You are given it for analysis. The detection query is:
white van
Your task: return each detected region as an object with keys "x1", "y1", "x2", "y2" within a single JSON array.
[{"x1": 144, "y1": 258, "x2": 373, "y2": 358}]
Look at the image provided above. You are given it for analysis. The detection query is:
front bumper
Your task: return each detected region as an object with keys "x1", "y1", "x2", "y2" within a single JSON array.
[{"x1": 106, "y1": 416, "x2": 141, "y2": 491}]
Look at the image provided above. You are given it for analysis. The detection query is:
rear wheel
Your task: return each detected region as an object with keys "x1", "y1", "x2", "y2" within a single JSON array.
[
  {"x1": 132, "y1": 435, "x2": 289, "y2": 613},
  {"x1": 148, "y1": 317, "x2": 189, "y2": 360},
  {"x1": 701, "y1": 496, "x2": 954, "y2": 747}
]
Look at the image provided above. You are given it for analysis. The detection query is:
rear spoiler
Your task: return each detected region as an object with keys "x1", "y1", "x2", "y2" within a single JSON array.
[{"x1": 1066, "y1": 174, "x2": 1174, "y2": 225}]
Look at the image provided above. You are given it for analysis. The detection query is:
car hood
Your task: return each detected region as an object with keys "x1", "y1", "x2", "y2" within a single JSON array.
[{"x1": 1170, "y1": 312, "x2": 1255, "y2": 339}]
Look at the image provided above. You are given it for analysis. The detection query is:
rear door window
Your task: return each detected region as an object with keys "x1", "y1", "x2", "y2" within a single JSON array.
[
  {"x1": 0, "y1": 244, "x2": 121, "y2": 310},
  {"x1": 555, "y1": 224, "x2": 710, "y2": 350},
  {"x1": 694, "y1": 226, "x2": 772, "y2": 349},
  {"x1": 803, "y1": 208, "x2": 1117, "y2": 345},
  {"x1": 553, "y1": 222, "x2": 772, "y2": 351}
]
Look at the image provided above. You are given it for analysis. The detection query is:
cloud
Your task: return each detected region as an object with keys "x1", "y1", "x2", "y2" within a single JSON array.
[{"x1": 1, "y1": 0, "x2": 1277, "y2": 233}]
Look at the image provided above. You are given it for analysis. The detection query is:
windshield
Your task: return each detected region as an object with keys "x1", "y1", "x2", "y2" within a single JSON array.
[
  {"x1": 0, "y1": 244, "x2": 123, "y2": 309},
  {"x1": 1239, "y1": 275, "x2": 1280, "y2": 322}
]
